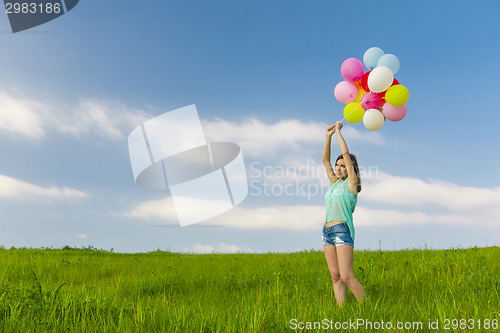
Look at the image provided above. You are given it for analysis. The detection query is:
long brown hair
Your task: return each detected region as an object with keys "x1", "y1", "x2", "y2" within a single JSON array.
[{"x1": 336, "y1": 154, "x2": 362, "y2": 193}]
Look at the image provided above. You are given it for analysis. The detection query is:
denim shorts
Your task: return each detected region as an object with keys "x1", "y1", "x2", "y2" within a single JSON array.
[{"x1": 322, "y1": 223, "x2": 354, "y2": 247}]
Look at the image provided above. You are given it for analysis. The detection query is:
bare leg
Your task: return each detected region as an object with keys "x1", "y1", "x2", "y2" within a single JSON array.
[
  {"x1": 323, "y1": 245, "x2": 346, "y2": 305},
  {"x1": 336, "y1": 245, "x2": 366, "y2": 303}
]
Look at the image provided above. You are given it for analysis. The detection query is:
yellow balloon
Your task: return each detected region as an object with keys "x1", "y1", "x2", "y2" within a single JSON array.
[
  {"x1": 343, "y1": 102, "x2": 364, "y2": 123},
  {"x1": 385, "y1": 85, "x2": 409, "y2": 106}
]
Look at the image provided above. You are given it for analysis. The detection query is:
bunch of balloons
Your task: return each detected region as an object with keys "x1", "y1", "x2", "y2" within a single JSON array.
[{"x1": 333, "y1": 47, "x2": 409, "y2": 131}]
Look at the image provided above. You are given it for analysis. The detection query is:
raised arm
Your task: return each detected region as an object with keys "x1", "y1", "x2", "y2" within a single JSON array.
[
  {"x1": 323, "y1": 124, "x2": 338, "y2": 184},
  {"x1": 335, "y1": 121, "x2": 359, "y2": 192}
]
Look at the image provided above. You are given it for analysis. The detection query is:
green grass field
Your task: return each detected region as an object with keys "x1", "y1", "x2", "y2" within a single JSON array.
[{"x1": 0, "y1": 246, "x2": 498, "y2": 332}]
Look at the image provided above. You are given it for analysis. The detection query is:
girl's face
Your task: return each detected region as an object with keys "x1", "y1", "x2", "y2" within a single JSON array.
[{"x1": 335, "y1": 158, "x2": 347, "y2": 178}]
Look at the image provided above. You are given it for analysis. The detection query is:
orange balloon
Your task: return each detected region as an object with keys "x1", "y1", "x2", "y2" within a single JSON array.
[{"x1": 355, "y1": 88, "x2": 367, "y2": 102}]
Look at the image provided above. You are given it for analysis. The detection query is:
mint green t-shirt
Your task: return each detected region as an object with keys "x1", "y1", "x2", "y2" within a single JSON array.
[{"x1": 325, "y1": 178, "x2": 357, "y2": 241}]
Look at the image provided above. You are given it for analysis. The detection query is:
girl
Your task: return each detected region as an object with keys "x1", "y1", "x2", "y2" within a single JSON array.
[{"x1": 322, "y1": 121, "x2": 366, "y2": 305}]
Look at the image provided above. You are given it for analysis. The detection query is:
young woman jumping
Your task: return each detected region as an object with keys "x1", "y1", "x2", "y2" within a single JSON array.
[{"x1": 322, "y1": 120, "x2": 366, "y2": 305}]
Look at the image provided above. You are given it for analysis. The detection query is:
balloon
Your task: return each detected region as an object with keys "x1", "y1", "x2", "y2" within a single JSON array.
[
  {"x1": 355, "y1": 88, "x2": 366, "y2": 102},
  {"x1": 367, "y1": 66, "x2": 394, "y2": 93},
  {"x1": 363, "y1": 47, "x2": 385, "y2": 70},
  {"x1": 333, "y1": 48, "x2": 406, "y2": 131},
  {"x1": 334, "y1": 81, "x2": 358, "y2": 103},
  {"x1": 377, "y1": 78, "x2": 399, "y2": 99},
  {"x1": 361, "y1": 92, "x2": 382, "y2": 110},
  {"x1": 377, "y1": 54, "x2": 400, "y2": 75},
  {"x1": 385, "y1": 85, "x2": 409, "y2": 106},
  {"x1": 360, "y1": 71, "x2": 370, "y2": 92},
  {"x1": 341, "y1": 58, "x2": 365, "y2": 82},
  {"x1": 363, "y1": 109, "x2": 385, "y2": 131},
  {"x1": 343, "y1": 102, "x2": 364, "y2": 123},
  {"x1": 382, "y1": 103, "x2": 407, "y2": 122}
]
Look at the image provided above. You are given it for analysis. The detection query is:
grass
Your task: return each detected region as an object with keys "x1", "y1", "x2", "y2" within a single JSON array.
[{"x1": 0, "y1": 246, "x2": 498, "y2": 332}]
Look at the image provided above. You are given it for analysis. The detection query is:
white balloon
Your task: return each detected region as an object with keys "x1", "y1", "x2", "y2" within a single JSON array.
[
  {"x1": 367, "y1": 66, "x2": 394, "y2": 93},
  {"x1": 363, "y1": 109, "x2": 385, "y2": 131}
]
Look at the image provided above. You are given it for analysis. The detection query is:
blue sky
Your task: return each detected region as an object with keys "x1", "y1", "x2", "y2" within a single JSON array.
[{"x1": 0, "y1": 0, "x2": 499, "y2": 253}]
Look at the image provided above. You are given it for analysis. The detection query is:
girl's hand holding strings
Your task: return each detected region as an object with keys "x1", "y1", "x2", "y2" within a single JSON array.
[
  {"x1": 334, "y1": 121, "x2": 343, "y2": 131},
  {"x1": 326, "y1": 124, "x2": 336, "y2": 137}
]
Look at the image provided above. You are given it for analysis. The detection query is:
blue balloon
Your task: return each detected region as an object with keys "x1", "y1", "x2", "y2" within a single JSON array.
[
  {"x1": 363, "y1": 47, "x2": 385, "y2": 70},
  {"x1": 377, "y1": 54, "x2": 400, "y2": 75}
]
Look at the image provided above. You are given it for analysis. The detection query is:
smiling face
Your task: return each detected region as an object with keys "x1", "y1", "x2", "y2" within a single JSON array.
[{"x1": 335, "y1": 158, "x2": 347, "y2": 178}]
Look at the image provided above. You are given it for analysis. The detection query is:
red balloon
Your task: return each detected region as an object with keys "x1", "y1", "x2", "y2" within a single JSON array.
[
  {"x1": 378, "y1": 78, "x2": 400, "y2": 99},
  {"x1": 361, "y1": 71, "x2": 370, "y2": 92}
]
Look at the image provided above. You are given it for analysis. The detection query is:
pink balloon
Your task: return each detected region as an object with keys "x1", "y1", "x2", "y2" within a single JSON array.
[
  {"x1": 341, "y1": 58, "x2": 365, "y2": 82},
  {"x1": 361, "y1": 92, "x2": 382, "y2": 110},
  {"x1": 382, "y1": 103, "x2": 407, "y2": 121},
  {"x1": 334, "y1": 81, "x2": 358, "y2": 103}
]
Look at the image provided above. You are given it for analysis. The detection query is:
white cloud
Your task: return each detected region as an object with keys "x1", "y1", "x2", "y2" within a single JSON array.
[
  {"x1": 121, "y1": 197, "x2": 178, "y2": 220},
  {"x1": 0, "y1": 90, "x2": 152, "y2": 140},
  {"x1": 122, "y1": 169, "x2": 500, "y2": 232},
  {"x1": 361, "y1": 171, "x2": 500, "y2": 217},
  {"x1": 49, "y1": 99, "x2": 151, "y2": 140},
  {"x1": 209, "y1": 204, "x2": 497, "y2": 230},
  {"x1": 0, "y1": 174, "x2": 88, "y2": 200},
  {"x1": 0, "y1": 91, "x2": 46, "y2": 138},
  {"x1": 122, "y1": 199, "x2": 499, "y2": 231},
  {"x1": 0, "y1": 90, "x2": 384, "y2": 153},
  {"x1": 353, "y1": 207, "x2": 474, "y2": 227},
  {"x1": 202, "y1": 118, "x2": 384, "y2": 158},
  {"x1": 180, "y1": 242, "x2": 251, "y2": 254},
  {"x1": 123, "y1": 199, "x2": 326, "y2": 230},
  {"x1": 213, "y1": 205, "x2": 325, "y2": 230},
  {"x1": 76, "y1": 234, "x2": 87, "y2": 239}
]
